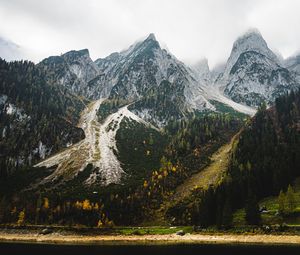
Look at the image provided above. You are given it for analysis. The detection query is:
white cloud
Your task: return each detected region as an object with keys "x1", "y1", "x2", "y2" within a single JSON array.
[{"x1": 0, "y1": 0, "x2": 299, "y2": 68}]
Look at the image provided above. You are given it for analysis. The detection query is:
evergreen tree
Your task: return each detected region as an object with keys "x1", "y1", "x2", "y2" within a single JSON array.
[
  {"x1": 222, "y1": 198, "x2": 233, "y2": 229},
  {"x1": 278, "y1": 190, "x2": 286, "y2": 215},
  {"x1": 245, "y1": 196, "x2": 261, "y2": 225},
  {"x1": 286, "y1": 185, "x2": 296, "y2": 214}
]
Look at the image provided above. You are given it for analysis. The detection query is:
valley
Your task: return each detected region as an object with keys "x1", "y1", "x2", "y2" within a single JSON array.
[{"x1": 0, "y1": 29, "x2": 299, "y2": 232}]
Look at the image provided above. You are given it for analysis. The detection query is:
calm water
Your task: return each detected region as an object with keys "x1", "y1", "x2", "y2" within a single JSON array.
[{"x1": 0, "y1": 243, "x2": 300, "y2": 255}]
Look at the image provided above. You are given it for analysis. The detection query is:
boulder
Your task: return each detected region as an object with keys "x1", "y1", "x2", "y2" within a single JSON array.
[
  {"x1": 176, "y1": 230, "x2": 185, "y2": 236},
  {"x1": 40, "y1": 228, "x2": 53, "y2": 235}
]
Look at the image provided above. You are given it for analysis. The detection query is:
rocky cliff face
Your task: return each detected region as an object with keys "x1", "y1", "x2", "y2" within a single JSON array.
[
  {"x1": 95, "y1": 34, "x2": 214, "y2": 126},
  {"x1": 216, "y1": 30, "x2": 299, "y2": 107},
  {"x1": 285, "y1": 54, "x2": 300, "y2": 83},
  {"x1": 38, "y1": 49, "x2": 107, "y2": 99}
]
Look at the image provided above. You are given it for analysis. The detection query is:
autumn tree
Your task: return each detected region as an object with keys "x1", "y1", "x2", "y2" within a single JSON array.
[{"x1": 17, "y1": 210, "x2": 26, "y2": 226}]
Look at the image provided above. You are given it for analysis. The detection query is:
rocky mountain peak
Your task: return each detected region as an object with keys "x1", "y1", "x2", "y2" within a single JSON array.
[
  {"x1": 220, "y1": 29, "x2": 299, "y2": 107},
  {"x1": 191, "y1": 58, "x2": 211, "y2": 86},
  {"x1": 229, "y1": 29, "x2": 278, "y2": 67},
  {"x1": 232, "y1": 29, "x2": 266, "y2": 51},
  {"x1": 193, "y1": 58, "x2": 210, "y2": 74},
  {"x1": 146, "y1": 33, "x2": 156, "y2": 41},
  {"x1": 62, "y1": 49, "x2": 90, "y2": 61}
]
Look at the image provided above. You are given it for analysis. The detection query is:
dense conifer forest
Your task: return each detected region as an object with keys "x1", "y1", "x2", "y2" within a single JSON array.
[{"x1": 0, "y1": 58, "x2": 86, "y2": 177}]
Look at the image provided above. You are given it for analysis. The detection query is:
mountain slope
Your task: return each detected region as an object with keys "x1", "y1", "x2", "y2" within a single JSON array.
[
  {"x1": 162, "y1": 90, "x2": 300, "y2": 227},
  {"x1": 38, "y1": 49, "x2": 107, "y2": 99},
  {"x1": 34, "y1": 99, "x2": 160, "y2": 188},
  {"x1": 0, "y1": 58, "x2": 86, "y2": 177},
  {"x1": 155, "y1": 136, "x2": 234, "y2": 225},
  {"x1": 285, "y1": 54, "x2": 300, "y2": 83}
]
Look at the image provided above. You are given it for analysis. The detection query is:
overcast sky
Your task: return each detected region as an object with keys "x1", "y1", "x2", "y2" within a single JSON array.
[{"x1": 0, "y1": 0, "x2": 300, "y2": 68}]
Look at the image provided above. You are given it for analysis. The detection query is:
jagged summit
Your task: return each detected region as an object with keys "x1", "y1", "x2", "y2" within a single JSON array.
[
  {"x1": 230, "y1": 29, "x2": 278, "y2": 65},
  {"x1": 193, "y1": 58, "x2": 210, "y2": 73},
  {"x1": 219, "y1": 28, "x2": 299, "y2": 107},
  {"x1": 41, "y1": 49, "x2": 90, "y2": 65},
  {"x1": 233, "y1": 28, "x2": 264, "y2": 46},
  {"x1": 191, "y1": 58, "x2": 211, "y2": 86},
  {"x1": 63, "y1": 48, "x2": 90, "y2": 57},
  {"x1": 215, "y1": 28, "x2": 281, "y2": 86},
  {"x1": 146, "y1": 33, "x2": 156, "y2": 41}
]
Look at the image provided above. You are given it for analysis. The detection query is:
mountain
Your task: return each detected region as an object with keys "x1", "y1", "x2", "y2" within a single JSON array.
[
  {"x1": 1, "y1": 30, "x2": 300, "y2": 228},
  {"x1": 216, "y1": 29, "x2": 299, "y2": 107},
  {"x1": 40, "y1": 34, "x2": 215, "y2": 127},
  {"x1": 96, "y1": 34, "x2": 214, "y2": 126}
]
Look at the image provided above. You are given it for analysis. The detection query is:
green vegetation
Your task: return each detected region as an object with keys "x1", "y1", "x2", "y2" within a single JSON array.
[
  {"x1": 97, "y1": 98, "x2": 129, "y2": 122},
  {"x1": 164, "y1": 90, "x2": 300, "y2": 229},
  {"x1": 128, "y1": 80, "x2": 189, "y2": 125},
  {"x1": 233, "y1": 178, "x2": 300, "y2": 226},
  {"x1": 0, "y1": 109, "x2": 243, "y2": 227},
  {"x1": 209, "y1": 100, "x2": 249, "y2": 120},
  {"x1": 116, "y1": 118, "x2": 167, "y2": 187}
]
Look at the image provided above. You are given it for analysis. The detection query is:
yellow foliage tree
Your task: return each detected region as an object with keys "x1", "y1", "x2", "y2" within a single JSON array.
[
  {"x1": 17, "y1": 210, "x2": 25, "y2": 226},
  {"x1": 97, "y1": 219, "x2": 103, "y2": 228},
  {"x1": 93, "y1": 203, "x2": 99, "y2": 210},
  {"x1": 43, "y1": 198, "x2": 49, "y2": 210},
  {"x1": 143, "y1": 180, "x2": 148, "y2": 188},
  {"x1": 75, "y1": 201, "x2": 82, "y2": 209},
  {"x1": 82, "y1": 199, "x2": 92, "y2": 210}
]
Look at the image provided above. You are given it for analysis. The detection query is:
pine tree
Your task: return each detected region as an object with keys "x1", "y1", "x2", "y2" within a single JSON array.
[
  {"x1": 286, "y1": 185, "x2": 296, "y2": 214},
  {"x1": 245, "y1": 196, "x2": 261, "y2": 225},
  {"x1": 222, "y1": 198, "x2": 233, "y2": 229},
  {"x1": 278, "y1": 190, "x2": 286, "y2": 215}
]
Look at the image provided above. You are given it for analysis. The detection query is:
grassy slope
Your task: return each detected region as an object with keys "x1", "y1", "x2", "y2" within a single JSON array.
[
  {"x1": 233, "y1": 178, "x2": 300, "y2": 226},
  {"x1": 150, "y1": 133, "x2": 238, "y2": 225}
]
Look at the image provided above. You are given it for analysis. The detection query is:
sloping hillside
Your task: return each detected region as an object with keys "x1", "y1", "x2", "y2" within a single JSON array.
[{"x1": 0, "y1": 58, "x2": 86, "y2": 177}]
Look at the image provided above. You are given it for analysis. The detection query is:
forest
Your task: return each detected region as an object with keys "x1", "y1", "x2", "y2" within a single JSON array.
[
  {"x1": 0, "y1": 58, "x2": 299, "y2": 228},
  {"x1": 0, "y1": 58, "x2": 86, "y2": 177},
  {"x1": 0, "y1": 108, "x2": 243, "y2": 226},
  {"x1": 166, "y1": 90, "x2": 300, "y2": 228}
]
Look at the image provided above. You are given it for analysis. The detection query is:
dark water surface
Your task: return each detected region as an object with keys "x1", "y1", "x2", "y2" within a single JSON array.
[{"x1": 1, "y1": 242, "x2": 300, "y2": 255}]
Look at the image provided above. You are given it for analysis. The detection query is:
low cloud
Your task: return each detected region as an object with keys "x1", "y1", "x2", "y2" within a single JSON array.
[{"x1": 0, "y1": 0, "x2": 299, "y2": 68}]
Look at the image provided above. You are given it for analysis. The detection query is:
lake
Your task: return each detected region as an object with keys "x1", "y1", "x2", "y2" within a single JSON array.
[{"x1": 1, "y1": 242, "x2": 300, "y2": 255}]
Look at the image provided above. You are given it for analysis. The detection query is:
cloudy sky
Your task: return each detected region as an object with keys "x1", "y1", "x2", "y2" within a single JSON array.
[{"x1": 0, "y1": 0, "x2": 299, "y2": 68}]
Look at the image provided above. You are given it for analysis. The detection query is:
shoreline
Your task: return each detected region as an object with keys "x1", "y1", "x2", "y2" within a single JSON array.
[{"x1": 1, "y1": 231, "x2": 300, "y2": 246}]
